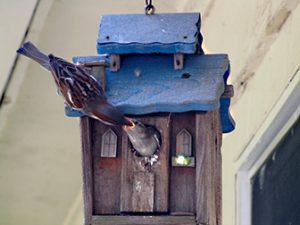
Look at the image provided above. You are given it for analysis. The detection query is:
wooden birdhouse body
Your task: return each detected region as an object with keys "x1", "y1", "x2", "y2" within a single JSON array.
[{"x1": 67, "y1": 12, "x2": 234, "y2": 225}]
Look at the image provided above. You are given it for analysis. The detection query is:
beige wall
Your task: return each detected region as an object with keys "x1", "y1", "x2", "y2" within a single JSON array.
[
  {"x1": 0, "y1": 0, "x2": 38, "y2": 96},
  {"x1": 198, "y1": 1, "x2": 300, "y2": 224},
  {"x1": 0, "y1": 0, "x2": 299, "y2": 225}
]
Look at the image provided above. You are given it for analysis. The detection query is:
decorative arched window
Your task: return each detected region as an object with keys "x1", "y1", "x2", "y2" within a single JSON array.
[
  {"x1": 101, "y1": 129, "x2": 117, "y2": 157},
  {"x1": 176, "y1": 129, "x2": 192, "y2": 156}
]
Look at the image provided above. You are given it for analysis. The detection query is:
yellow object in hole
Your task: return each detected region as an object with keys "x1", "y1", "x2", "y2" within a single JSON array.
[{"x1": 175, "y1": 154, "x2": 191, "y2": 166}]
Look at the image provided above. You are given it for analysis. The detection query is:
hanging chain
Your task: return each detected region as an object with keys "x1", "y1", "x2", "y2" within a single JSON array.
[{"x1": 145, "y1": 0, "x2": 155, "y2": 15}]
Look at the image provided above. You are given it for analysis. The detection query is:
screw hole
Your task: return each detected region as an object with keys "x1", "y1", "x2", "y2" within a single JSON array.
[
  {"x1": 112, "y1": 61, "x2": 116, "y2": 67},
  {"x1": 181, "y1": 73, "x2": 191, "y2": 79},
  {"x1": 183, "y1": 35, "x2": 188, "y2": 39},
  {"x1": 105, "y1": 36, "x2": 110, "y2": 40},
  {"x1": 176, "y1": 60, "x2": 181, "y2": 66}
]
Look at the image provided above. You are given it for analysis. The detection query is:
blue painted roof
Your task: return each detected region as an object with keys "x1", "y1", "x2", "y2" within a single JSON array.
[
  {"x1": 67, "y1": 54, "x2": 235, "y2": 133},
  {"x1": 97, "y1": 13, "x2": 203, "y2": 54},
  {"x1": 104, "y1": 54, "x2": 228, "y2": 114}
]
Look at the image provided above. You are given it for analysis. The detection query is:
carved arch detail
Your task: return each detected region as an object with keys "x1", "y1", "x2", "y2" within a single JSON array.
[
  {"x1": 101, "y1": 128, "x2": 117, "y2": 157},
  {"x1": 176, "y1": 129, "x2": 192, "y2": 156}
]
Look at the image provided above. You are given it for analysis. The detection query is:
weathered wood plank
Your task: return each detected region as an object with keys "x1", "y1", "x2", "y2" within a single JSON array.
[
  {"x1": 195, "y1": 112, "x2": 209, "y2": 224},
  {"x1": 80, "y1": 117, "x2": 93, "y2": 225},
  {"x1": 195, "y1": 110, "x2": 222, "y2": 225},
  {"x1": 209, "y1": 112, "x2": 217, "y2": 225},
  {"x1": 92, "y1": 122, "x2": 122, "y2": 215},
  {"x1": 170, "y1": 167, "x2": 195, "y2": 213},
  {"x1": 170, "y1": 112, "x2": 196, "y2": 214},
  {"x1": 214, "y1": 111, "x2": 223, "y2": 225},
  {"x1": 132, "y1": 171, "x2": 155, "y2": 212},
  {"x1": 91, "y1": 66, "x2": 106, "y2": 91},
  {"x1": 92, "y1": 216, "x2": 196, "y2": 225},
  {"x1": 120, "y1": 115, "x2": 170, "y2": 212}
]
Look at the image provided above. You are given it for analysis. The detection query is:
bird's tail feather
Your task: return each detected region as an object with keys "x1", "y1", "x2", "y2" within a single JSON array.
[{"x1": 17, "y1": 42, "x2": 51, "y2": 70}]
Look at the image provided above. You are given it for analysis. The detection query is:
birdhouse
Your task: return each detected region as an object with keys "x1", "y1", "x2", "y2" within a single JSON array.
[{"x1": 66, "y1": 12, "x2": 235, "y2": 225}]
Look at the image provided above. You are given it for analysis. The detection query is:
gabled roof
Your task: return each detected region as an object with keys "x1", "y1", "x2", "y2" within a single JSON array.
[
  {"x1": 67, "y1": 54, "x2": 235, "y2": 133},
  {"x1": 97, "y1": 13, "x2": 203, "y2": 54},
  {"x1": 104, "y1": 54, "x2": 228, "y2": 114}
]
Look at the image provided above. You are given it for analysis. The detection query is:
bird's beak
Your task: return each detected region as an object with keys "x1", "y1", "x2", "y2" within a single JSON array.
[{"x1": 123, "y1": 119, "x2": 135, "y2": 131}]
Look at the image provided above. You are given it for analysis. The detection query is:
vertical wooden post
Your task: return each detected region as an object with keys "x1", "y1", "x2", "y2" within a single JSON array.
[
  {"x1": 80, "y1": 64, "x2": 106, "y2": 224},
  {"x1": 120, "y1": 115, "x2": 170, "y2": 213},
  {"x1": 91, "y1": 66, "x2": 106, "y2": 91},
  {"x1": 80, "y1": 117, "x2": 93, "y2": 225},
  {"x1": 214, "y1": 110, "x2": 223, "y2": 225},
  {"x1": 110, "y1": 54, "x2": 121, "y2": 72},
  {"x1": 195, "y1": 110, "x2": 222, "y2": 225}
]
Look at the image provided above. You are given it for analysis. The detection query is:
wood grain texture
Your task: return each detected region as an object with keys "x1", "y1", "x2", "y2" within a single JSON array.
[
  {"x1": 170, "y1": 112, "x2": 196, "y2": 214},
  {"x1": 91, "y1": 66, "x2": 106, "y2": 91},
  {"x1": 195, "y1": 110, "x2": 222, "y2": 225},
  {"x1": 214, "y1": 110, "x2": 223, "y2": 225},
  {"x1": 92, "y1": 216, "x2": 196, "y2": 225},
  {"x1": 92, "y1": 122, "x2": 123, "y2": 215},
  {"x1": 170, "y1": 167, "x2": 195, "y2": 213},
  {"x1": 132, "y1": 172, "x2": 155, "y2": 212},
  {"x1": 80, "y1": 117, "x2": 94, "y2": 225},
  {"x1": 120, "y1": 115, "x2": 170, "y2": 213}
]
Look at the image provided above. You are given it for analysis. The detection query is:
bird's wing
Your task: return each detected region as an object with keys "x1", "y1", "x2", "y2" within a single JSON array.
[
  {"x1": 49, "y1": 55, "x2": 105, "y2": 110},
  {"x1": 148, "y1": 126, "x2": 161, "y2": 149}
]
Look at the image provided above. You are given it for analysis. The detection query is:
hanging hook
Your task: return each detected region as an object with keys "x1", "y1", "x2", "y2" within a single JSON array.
[{"x1": 145, "y1": 0, "x2": 155, "y2": 15}]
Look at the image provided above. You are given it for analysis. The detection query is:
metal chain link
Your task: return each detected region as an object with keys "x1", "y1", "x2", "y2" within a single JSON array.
[{"x1": 145, "y1": 0, "x2": 155, "y2": 15}]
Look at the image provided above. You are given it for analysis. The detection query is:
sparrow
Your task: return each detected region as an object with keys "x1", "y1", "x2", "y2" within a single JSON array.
[
  {"x1": 16, "y1": 42, "x2": 133, "y2": 127},
  {"x1": 123, "y1": 120, "x2": 161, "y2": 158}
]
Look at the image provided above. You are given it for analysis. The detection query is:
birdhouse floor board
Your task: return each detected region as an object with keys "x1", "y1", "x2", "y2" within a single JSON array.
[{"x1": 92, "y1": 215, "x2": 196, "y2": 225}]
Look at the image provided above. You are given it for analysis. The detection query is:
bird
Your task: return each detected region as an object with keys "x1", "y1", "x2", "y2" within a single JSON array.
[
  {"x1": 16, "y1": 41, "x2": 133, "y2": 127},
  {"x1": 123, "y1": 120, "x2": 161, "y2": 164},
  {"x1": 17, "y1": 42, "x2": 161, "y2": 166}
]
